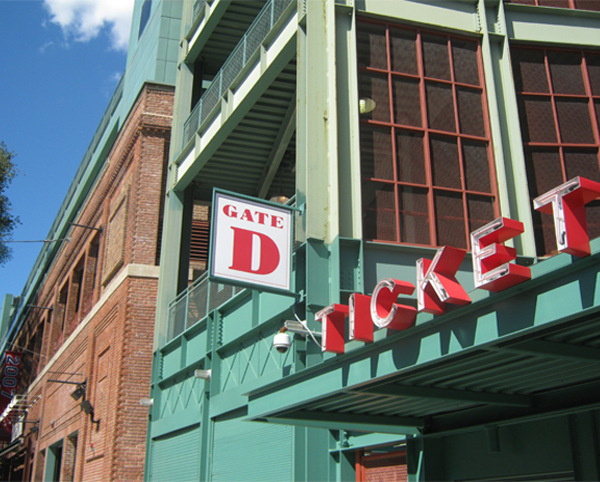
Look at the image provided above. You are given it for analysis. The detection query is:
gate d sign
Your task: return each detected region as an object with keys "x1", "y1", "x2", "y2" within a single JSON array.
[{"x1": 210, "y1": 191, "x2": 293, "y2": 293}]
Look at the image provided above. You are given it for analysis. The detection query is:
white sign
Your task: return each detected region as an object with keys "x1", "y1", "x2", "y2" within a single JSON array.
[{"x1": 210, "y1": 192, "x2": 293, "y2": 292}]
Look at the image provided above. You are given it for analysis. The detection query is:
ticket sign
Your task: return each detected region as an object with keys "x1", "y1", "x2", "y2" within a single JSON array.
[{"x1": 210, "y1": 191, "x2": 293, "y2": 293}]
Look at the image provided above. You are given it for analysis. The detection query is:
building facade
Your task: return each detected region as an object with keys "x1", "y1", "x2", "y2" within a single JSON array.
[
  {"x1": 0, "y1": 1, "x2": 182, "y2": 480},
  {"x1": 147, "y1": 0, "x2": 600, "y2": 481}
]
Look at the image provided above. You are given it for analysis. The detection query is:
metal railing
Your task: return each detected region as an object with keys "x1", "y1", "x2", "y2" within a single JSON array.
[
  {"x1": 192, "y1": 0, "x2": 210, "y2": 24},
  {"x1": 166, "y1": 272, "x2": 245, "y2": 342},
  {"x1": 182, "y1": 0, "x2": 295, "y2": 148}
]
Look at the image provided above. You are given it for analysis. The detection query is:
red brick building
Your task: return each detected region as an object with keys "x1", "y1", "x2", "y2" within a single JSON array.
[{"x1": 0, "y1": 83, "x2": 174, "y2": 482}]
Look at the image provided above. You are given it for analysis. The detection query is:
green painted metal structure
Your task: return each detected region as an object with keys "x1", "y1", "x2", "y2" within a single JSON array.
[{"x1": 148, "y1": 0, "x2": 600, "y2": 480}]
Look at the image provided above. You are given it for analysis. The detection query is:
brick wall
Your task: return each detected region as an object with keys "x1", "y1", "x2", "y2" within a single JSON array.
[{"x1": 12, "y1": 83, "x2": 174, "y2": 482}]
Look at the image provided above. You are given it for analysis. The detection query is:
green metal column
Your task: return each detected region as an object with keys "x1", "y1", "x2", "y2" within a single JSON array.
[
  {"x1": 154, "y1": 185, "x2": 187, "y2": 349},
  {"x1": 478, "y1": 0, "x2": 537, "y2": 256},
  {"x1": 297, "y1": 0, "x2": 344, "y2": 364},
  {"x1": 335, "y1": 3, "x2": 362, "y2": 240}
]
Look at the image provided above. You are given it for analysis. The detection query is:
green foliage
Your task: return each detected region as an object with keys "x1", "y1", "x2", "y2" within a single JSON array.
[{"x1": 0, "y1": 142, "x2": 19, "y2": 266}]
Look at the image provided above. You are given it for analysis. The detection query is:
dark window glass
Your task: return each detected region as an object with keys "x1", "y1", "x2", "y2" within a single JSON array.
[
  {"x1": 358, "y1": 20, "x2": 497, "y2": 248},
  {"x1": 138, "y1": 0, "x2": 152, "y2": 40},
  {"x1": 513, "y1": 46, "x2": 600, "y2": 256}
]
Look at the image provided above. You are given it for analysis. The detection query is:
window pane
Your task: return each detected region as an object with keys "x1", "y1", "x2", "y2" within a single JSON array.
[
  {"x1": 467, "y1": 195, "x2": 496, "y2": 233},
  {"x1": 539, "y1": 0, "x2": 571, "y2": 7},
  {"x1": 524, "y1": 149, "x2": 564, "y2": 197},
  {"x1": 574, "y1": 0, "x2": 600, "y2": 11},
  {"x1": 457, "y1": 87, "x2": 485, "y2": 137},
  {"x1": 555, "y1": 98, "x2": 595, "y2": 144},
  {"x1": 392, "y1": 77, "x2": 422, "y2": 127},
  {"x1": 586, "y1": 201, "x2": 600, "y2": 242},
  {"x1": 426, "y1": 82, "x2": 456, "y2": 132},
  {"x1": 518, "y1": 97, "x2": 557, "y2": 143},
  {"x1": 587, "y1": 54, "x2": 600, "y2": 95},
  {"x1": 512, "y1": 49, "x2": 549, "y2": 93},
  {"x1": 361, "y1": 126, "x2": 394, "y2": 180},
  {"x1": 389, "y1": 28, "x2": 418, "y2": 75},
  {"x1": 362, "y1": 182, "x2": 397, "y2": 241},
  {"x1": 396, "y1": 131, "x2": 426, "y2": 184},
  {"x1": 463, "y1": 141, "x2": 491, "y2": 193},
  {"x1": 548, "y1": 51, "x2": 585, "y2": 95},
  {"x1": 399, "y1": 187, "x2": 430, "y2": 244},
  {"x1": 526, "y1": 149, "x2": 562, "y2": 256},
  {"x1": 452, "y1": 39, "x2": 479, "y2": 86},
  {"x1": 434, "y1": 191, "x2": 466, "y2": 248},
  {"x1": 430, "y1": 136, "x2": 461, "y2": 189},
  {"x1": 359, "y1": 72, "x2": 390, "y2": 122},
  {"x1": 422, "y1": 34, "x2": 451, "y2": 81},
  {"x1": 357, "y1": 24, "x2": 387, "y2": 70},
  {"x1": 564, "y1": 149, "x2": 600, "y2": 181}
]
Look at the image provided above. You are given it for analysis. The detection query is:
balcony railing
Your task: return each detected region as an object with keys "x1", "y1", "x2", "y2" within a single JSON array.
[
  {"x1": 166, "y1": 272, "x2": 245, "y2": 342},
  {"x1": 192, "y1": 0, "x2": 211, "y2": 25},
  {"x1": 182, "y1": 0, "x2": 295, "y2": 149}
]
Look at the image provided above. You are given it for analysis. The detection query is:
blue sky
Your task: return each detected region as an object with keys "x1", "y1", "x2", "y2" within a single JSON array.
[{"x1": 0, "y1": 0, "x2": 134, "y2": 301}]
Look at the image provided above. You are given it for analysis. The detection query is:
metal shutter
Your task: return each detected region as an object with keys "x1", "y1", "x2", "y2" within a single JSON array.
[
  {"x1": 149, "y1": 425, "x2": 201, "y2": 482},
  {"x1": 211, "y1": 419, "x2": 293, "y2": 482}
]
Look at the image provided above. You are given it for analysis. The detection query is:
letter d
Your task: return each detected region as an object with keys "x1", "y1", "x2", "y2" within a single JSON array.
[{"x1": 229, "y1": 227, "x2": 280, "y2": 275}]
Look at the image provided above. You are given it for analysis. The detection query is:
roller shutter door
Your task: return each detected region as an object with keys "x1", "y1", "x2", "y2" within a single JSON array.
[
  {"x1": 149, "y1": 425, "x2": 201, "y2": 482},
  {"x1": 212, "y1": 419, "x2": 292, "y2": 482}
]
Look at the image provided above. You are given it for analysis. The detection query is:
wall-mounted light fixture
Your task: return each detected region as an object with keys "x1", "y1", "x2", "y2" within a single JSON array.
[
  {"x1": 139, "y1": 398, "x2": 154, "y2": 407},
  {"x1": 70, "y1": 383, "x2": 86, "y2": 401},
  {"x1": 80, "y1": 400, "x2": 100, "y2": 428},
  {"x1": 269, "y1": 195, "x2": 290, "y2": 205},
  {"x1": 48, "y1": 378, "x2": 87, "y2": 401},
  {"x1": 359, "y1": 97, "x2": 377, "y2": 114},
  {"x1": 194, "y1": 369, "x2": 211, "y2": 381}
]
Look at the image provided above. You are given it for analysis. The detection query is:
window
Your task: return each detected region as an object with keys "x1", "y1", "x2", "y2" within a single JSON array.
[
  {"x1": 358, "y1": 21, "x2": 498, "y2": 249},
  {"x1": 512, "y1": 47, "x2": 600, "y2": 255},
  {"x1": 505, "y1": 0, "x2": 600, "y2": 12},
  {"x1": 138, "y1": 0, "x2": 152, "y2": 39}
]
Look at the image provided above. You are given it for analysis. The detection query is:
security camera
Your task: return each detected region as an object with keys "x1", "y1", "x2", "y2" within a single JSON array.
[{"x1": 273, "y1": 331, "x2": 291, "y2": 353}]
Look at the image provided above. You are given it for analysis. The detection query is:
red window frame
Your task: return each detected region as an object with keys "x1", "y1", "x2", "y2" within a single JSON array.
[
  {"x1": 357, "y1": 19, "x2": 499, "y2": 250},
  {"x1": 512, "y1": 46, "x2": 600, "y2": 255}
]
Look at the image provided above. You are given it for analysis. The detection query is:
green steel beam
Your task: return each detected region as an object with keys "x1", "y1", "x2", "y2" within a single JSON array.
[
  {"x1": 505, "y1": 5, "x2": 600, "y2": 45},
  {"x1": 355, "y1": 384, "x2": 533, "y2": 407},
  {"x1": 263, "y1": 411, "x2": 423, "y2": 435},
  {"x1": 296, "y1": 0, "x2": 340, "y2": 244},
  {"x1": 335, "y1": 3, "x2": 362, "y2": 239}
]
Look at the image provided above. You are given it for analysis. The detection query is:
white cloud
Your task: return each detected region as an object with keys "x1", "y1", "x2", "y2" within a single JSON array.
[{"x1": 44, "y1": 0, "x2": 135, "y2": 51}]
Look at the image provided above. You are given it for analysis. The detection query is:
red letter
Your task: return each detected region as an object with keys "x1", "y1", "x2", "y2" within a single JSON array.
[
  {"x1": 471, "y1": 217, "x2": 531, "y2": 292},
  {"x1": 271, "y1": 215, "x2": 284, "y2": 229},
  {"x1": 316, "y1": 304, "x2": 349, "y2": 354},
  {"x1": 534, "y1": 177, "x2": 600, "y2": 257},
  {"x1": 349, "y1": 293, "x2": 373, "y2": 343},
  {"x1": 417, "y1": 246, "x2": 471, "y2": 315},
  {"x1": 229, "y1": 227, "x2": 280, "y2": 275},
  {"x1": 370, "y1": 279, "x2": 416, "y2": 331},
  {"x1": 239, "y1": 209, "x2": 254, "y2": 222},
  {"x1": 223, "y1": 204, "x2": 237, "y2": 218}
]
